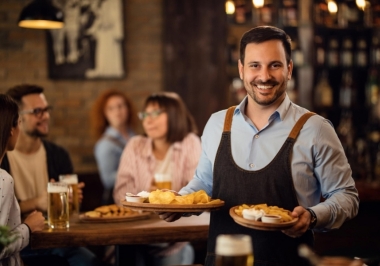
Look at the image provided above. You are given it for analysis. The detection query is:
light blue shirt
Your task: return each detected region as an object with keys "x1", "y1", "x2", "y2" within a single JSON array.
[
  {"x1": 94, "y1": 126, "x2": 135, "y2": 189},
  {"x1": 180, "y1": 95, "x2": 359, "y2": 231}
]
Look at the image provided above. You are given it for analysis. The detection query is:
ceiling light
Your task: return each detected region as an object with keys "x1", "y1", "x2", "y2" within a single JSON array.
[
  {"x1": 252, "y1": 0, "x2": 264, "y2": 9},
  {"x1": 225, "y1": 1, "x2": 235, "y2": 15},
  {"x1": 18, "y1": 0, "x2": 64, "y2": 29}
]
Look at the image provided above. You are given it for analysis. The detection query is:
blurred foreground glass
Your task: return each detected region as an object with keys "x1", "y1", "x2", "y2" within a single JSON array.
[
  {"x1": 154, "y1": 173, "x2": 172, "y2": 190},
  {"x1": 215, "y1": 234, "x2": 253, "y2": 266},
  {"x1": 59, "y1": 174, "x2": 80, "y2": 216},
  {"x1": 47, "y1": 182, "x2": 69, "y2": 229}
]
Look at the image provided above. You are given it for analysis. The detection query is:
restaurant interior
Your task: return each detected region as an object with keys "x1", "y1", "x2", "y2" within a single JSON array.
[{"x1": 1, "y1": 0, "x2": 380, "y2": 264}]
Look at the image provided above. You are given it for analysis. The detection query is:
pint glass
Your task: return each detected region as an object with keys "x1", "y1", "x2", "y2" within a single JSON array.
[
  {"x1": 154, "y1": 173, "x2": 172, "y2": 190},
  {"x1": 47, "y1": 182, "x2": 70, "y2": 229},
  {"x1": 59, "y1": 174, "x2": 79, "y2": 216},
  {"x1": 215, "y1": 234, "x2": 253, "y2": 266}
]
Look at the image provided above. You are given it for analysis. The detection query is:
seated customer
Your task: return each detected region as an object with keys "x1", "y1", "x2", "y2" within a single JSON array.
[
  {"x1": 0, "y1": 94, "x2": 68, "y2": 266},
  {"x1": 114, "y1": 92, "x2": 202, "y2": 265},
  {"x1": 1, "y1": 84, "x2": 102, "y2": 266},
  {"x1": 91, "y1": 88, "x2": 138, "y2": 205}
]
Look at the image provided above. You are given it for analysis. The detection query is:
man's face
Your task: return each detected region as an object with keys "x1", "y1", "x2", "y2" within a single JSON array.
[
  {"x1": 19, "y1": 93, "x2": 50, "y2": 138},
  {"x1": 238, "y1": 39, "x2": 293, "y2": 107}
]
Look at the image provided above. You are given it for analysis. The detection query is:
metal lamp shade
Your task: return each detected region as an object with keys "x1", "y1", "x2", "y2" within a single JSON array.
[{"x1": 18, "y1": 0, "x2": 64, "y2": 29}]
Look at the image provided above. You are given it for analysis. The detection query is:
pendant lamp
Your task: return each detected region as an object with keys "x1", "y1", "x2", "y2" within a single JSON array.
[{"x1": 18, "y1": 0, "x2": 64, "y2": 29}]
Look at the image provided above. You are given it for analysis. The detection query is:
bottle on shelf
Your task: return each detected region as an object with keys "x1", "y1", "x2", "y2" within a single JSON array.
[
  {"x1": 370, "y1": 36, "x2": 380, "y2": 66},
  {"x1": 339, "y1": 70, "x2": 355, "y2": 109},
  {"x1": 365, "y1": 68, "x2": 380, "y2": 107},
  {"x1": 314, "y1": 35, "x2": 325, "y2": 66},
  {"x1": 286, "y1": 76, "x2": 297, "y2": 104},
  {"x1": 340, "y1": 38, "x2": 353, "y2": 68},
  {"x1": 280, "y1": 0, "x2": 297, "y2": 27},
  {"x1": 314, "y1": 70, "x2": 333, "y2": 109},
  {"x1": 337, "y1": 111, "x2": 355, "y2": 155},
  {"x1": 355, "y1": 38, "x2": 368, "y2": 67},
  {"x1": 327, "y1": 38, "x2": 339, "y2": 68}
]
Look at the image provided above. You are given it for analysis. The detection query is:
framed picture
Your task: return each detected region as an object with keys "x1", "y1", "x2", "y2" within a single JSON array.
[{"x1": 46, "y1": 0, "x2": 125, "y2": 79}]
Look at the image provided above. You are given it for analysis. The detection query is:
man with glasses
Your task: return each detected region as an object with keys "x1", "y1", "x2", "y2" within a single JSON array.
[{"x1": 1, "y1": 84, "x2": 102, "y2": 266}]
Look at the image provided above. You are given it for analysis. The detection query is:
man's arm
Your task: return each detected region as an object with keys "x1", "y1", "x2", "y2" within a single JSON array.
[{"x1": 19, "y1": 192, "x2": 48, "y2": 214}]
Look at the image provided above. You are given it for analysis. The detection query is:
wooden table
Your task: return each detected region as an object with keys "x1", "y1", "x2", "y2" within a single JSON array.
[{"x1": 31, "y1": 212, "x2": 210, "y2": 265}]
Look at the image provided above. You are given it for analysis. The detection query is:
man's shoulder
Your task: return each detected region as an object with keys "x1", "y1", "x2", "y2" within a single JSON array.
[{"x1": 42, "y1": 140, "x2": 70, "y2": 155}]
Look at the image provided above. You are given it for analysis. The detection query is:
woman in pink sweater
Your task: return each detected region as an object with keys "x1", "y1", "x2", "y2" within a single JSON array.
[{"x1": 114, "y1": 92, "x2": 201, "y2": 266}]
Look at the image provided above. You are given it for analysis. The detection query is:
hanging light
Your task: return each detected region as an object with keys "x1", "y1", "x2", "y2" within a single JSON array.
[
  {"x1": 356, "y1": 0, "x2": 366, "y2": 10},
  {"x1": 252, "y1": 0, "x2": 264, "y2": 9},
  {"x1": 327, "y1": 1, "x2": 338, "y2": 13},
  {"x1": 225, "y1": 0, "x2": 235, "y2": 15},
  {"x1": 18, "y1": 0, "x2": 64, "y2": 29}
]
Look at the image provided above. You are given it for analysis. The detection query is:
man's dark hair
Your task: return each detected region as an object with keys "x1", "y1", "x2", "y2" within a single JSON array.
[
  {"x1": 6, "y1": 84, "x2": 44, "y2": 107},
  {"x1": 240, "y1": 26, "x2": 292, "y2": 65}
]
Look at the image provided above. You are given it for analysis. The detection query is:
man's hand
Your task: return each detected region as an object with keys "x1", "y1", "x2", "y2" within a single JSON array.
[
  {"x1": 282, "y1": 206, "x2": 310, "y2": 238},
  {"x1": 158, "y1": 212, "x2": 183, "y2": 222},
  {"x1": 77, "y1": 182, "x2": 85, "y2": 203}
]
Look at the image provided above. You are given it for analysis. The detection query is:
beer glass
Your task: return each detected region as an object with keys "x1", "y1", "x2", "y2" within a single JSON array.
[
  {"x1": 59, "y1": 174, "x2": 79, "y2": 216},
  {"x1": 154, "y1": 173, "x2": 172, "y2": 189},
  {"x1": 215, "y1": 234, "x2": 253, "y2": 266},
  {"x1": 47, "y1": 182, "x2": 69, "y2": 229}
]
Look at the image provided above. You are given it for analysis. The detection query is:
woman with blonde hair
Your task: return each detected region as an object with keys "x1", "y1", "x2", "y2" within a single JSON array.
[
  {"x1": 114, "y1": 91, "x2": 201, "y2": 265},
  {"x1": 91, "y1": 88, "x2": 137, "y2": 205}
]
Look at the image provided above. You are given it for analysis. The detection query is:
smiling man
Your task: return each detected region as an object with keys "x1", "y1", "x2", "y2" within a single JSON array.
[{"x1": 159, "y1": 26, "x2": 359, "y2": 266}]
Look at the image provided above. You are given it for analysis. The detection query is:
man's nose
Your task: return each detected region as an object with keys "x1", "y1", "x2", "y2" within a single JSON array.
[{"x1": 258, "y1": 67, "x2": 271, "y2": 82}]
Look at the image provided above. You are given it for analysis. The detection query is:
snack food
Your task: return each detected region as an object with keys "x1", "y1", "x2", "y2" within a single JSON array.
[
  {"x1": 234, "y1": 204, "x2": 293, "y2": 223},
  {"x1": 148, "y1": 189, "x2": 222, "y2": 205},
  {"x1": 85, "y1": 204, "x2": 138, "y2": 218}
]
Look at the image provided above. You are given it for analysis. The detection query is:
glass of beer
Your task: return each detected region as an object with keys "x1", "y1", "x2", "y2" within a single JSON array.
[
  {"x1": 215, "y1": 234, "x2": 253, "y2": 266},
  {"x1": 47, "y1": 182, "x2": 70, "y2": 229},
  {"x1": 59, "y1": 174, "x2": 80, "y2": 216},
  {"x1": 154, "y1": 173, "x2": 172, "y2": 190}
]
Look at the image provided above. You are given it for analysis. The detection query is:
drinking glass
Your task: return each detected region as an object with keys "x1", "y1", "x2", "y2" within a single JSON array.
[
  {"x1": 154, "y1": 173, "x2": 172, "y2": 190},
  {"x1": 47, "y1": 182, "x2": 70, "y2": 229},
  {"x1": 215, "y1": 234, "x2": 253, "y2": 266},
  {"x1": 59, "y1": 174, "x2": 80, "y2": 216}
]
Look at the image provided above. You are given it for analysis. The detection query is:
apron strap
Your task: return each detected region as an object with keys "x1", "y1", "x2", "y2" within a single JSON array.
[
  {"x1": 288, "y1": 112, "x2": 316, "y2": 140},
  {"x1": 223, "y1": 106, "x2": 237, "y2": 132}
]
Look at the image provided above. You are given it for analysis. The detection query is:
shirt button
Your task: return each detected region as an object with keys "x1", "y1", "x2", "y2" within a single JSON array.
[
  {"x1": 254, "y1": 135, "x2": 259, "y2": 139},
  {"x1": 249, "y1": 163, "x2": 254, "y2": 168}
]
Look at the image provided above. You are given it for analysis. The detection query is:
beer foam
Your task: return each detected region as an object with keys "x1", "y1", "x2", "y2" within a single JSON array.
[
  {"x1": 48, "y1": 185, "x2": 68, "y2": 193},
  {"x1": 216, "y1": 234, "x2": 252, "y2": 256},
  {"x1": 60, "y1": 174, "x2": 78, "y2": 184}
]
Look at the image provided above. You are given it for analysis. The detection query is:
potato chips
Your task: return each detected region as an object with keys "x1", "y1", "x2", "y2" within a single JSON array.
[
  {"x1": 148, "y1": 189, "x2": 222, "y2": 205},
  {"x1": 84, "y1": 204, "x2": 138, "y2": 218},
  {"x1": 234, "y1": 203, "x2": 293, "y2": 222}
]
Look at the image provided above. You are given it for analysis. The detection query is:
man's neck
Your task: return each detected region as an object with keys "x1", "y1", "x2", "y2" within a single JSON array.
[
  {"x1": 15, "y1": 134, "x2": 43, "y2": 154},
  {"x1": 245, "y1": 96, "x2": 284, "y2": 131}
]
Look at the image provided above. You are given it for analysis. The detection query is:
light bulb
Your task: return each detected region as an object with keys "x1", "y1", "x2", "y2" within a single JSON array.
[
  {"x1": 328, "y1": 1, "x2": 338, "y2": 13},
  {"x1": 356, "y1": 0, "x2": 366, "y2": 10},
  {"x1": 252, "y1": 0, "x2": 264, "y2": 9},
  {"x1": 225, "y1": 1, "x2": 235, "y2": 14}
]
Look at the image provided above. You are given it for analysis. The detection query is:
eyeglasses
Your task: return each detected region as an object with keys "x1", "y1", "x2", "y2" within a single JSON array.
[
  {"x1": 19, "y1": 106, "x2": 53, "y2": 117},
  {"x1": 138, "y1": 109, "x2": 165, "y2": 120}
]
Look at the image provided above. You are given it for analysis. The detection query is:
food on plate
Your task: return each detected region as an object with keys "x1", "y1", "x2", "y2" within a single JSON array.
[
  {"x1": 126, "y1": 191, "x2": 150, "y2": 203},
  {"x1": 148, "y1": 189, "x2": 222, "y2": 205},
  {"x1": 85, "y1": 204, "x2": 138, "y2": 218},
  {"x1": 234, "y1": 204, "x2": 293, "y2": 222}
]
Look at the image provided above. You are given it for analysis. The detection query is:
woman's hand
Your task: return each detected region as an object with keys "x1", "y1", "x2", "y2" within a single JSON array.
[{"x1": 24, "y1": 210, "x2": 45, "y2": 232}]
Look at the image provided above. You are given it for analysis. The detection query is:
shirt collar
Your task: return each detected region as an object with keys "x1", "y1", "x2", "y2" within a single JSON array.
[{"x1": 234, "y1": 94, "x2": 291, "y2": 122}]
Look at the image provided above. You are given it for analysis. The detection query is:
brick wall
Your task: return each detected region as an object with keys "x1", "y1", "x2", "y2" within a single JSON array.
[{"x1": 0, "y1": 0, "x2": 163, "y2": 173}]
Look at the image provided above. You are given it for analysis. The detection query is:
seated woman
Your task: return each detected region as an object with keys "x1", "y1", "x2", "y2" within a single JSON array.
[
  {"x1": 114, "y1": 92, "x2": 202, "y2": 266},
  {"x1": 91, "y1": 89, "x2": 138, "y2": 205},
  {"x1": 0, "y1": 94, "x2": 50, "y2": 265}
]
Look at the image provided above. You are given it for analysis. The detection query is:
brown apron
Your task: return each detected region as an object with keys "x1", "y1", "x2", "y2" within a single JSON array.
[{"x1": 204, "y1": 106, "x2": 315, "y2": 266}]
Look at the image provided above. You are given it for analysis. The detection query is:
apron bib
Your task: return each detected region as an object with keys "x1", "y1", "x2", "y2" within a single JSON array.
[{"x1": 205, "y1": 107, "x2": 315, "y2": 266}]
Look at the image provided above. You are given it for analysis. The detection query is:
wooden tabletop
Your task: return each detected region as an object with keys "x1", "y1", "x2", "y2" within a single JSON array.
[{"x1": 30, "y1": 212, "x2": 210, "y2": 249}]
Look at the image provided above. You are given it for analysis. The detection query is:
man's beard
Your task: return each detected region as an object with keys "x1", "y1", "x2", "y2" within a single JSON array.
[{"x1": 27, "y1": 129, "x2": 48, "y2": 138}]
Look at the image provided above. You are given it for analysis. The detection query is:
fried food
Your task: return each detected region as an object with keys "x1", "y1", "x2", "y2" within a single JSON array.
[
  {"x1": 85, "y1": 204, "x2": 138, "y2": 218},
  {"x1": 148, "y1": 189, "x2": 222, "y2": 205},
  {"x1": 234, "y1": 203, "x2": 293, "y2": 222}
]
